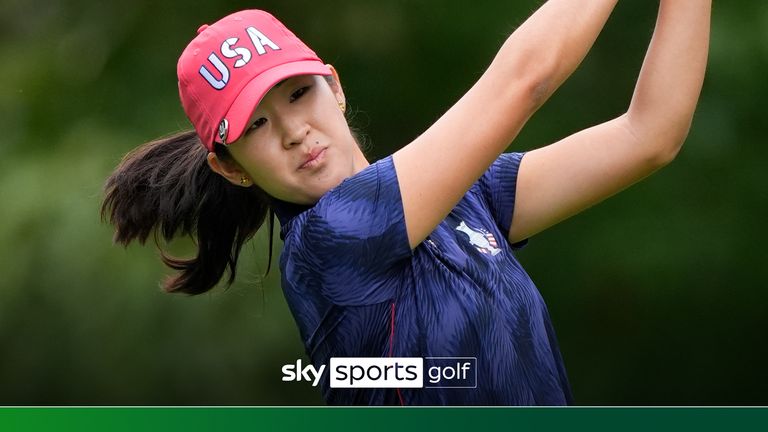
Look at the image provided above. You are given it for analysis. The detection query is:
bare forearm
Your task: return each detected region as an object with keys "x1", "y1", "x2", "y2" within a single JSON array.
[
  {"x1": 487, "y1": 0, "x2": 618, "y2": 106},
  {"x1": 393, "y1": 0, "x2": 618, "y2": 248},
  {"x1": 627, "y1": 0, "x2": 711, "y2": 157},
  {"x1": 506, "y1": 2, "x2": 710, "y2": 244}
]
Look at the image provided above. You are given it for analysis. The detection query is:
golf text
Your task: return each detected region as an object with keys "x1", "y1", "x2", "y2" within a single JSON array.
[{"x1": 281, "y1": 357, "x2": 477, "y2": 388}]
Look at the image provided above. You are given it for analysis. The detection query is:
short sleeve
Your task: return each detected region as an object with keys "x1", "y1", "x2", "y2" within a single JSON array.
[
  {"x1": 300, "y1": 155, "x2": 412, "y2": 306},
  {"x1": 475, "y1": 152, "x2": 528, "y2": 249}
]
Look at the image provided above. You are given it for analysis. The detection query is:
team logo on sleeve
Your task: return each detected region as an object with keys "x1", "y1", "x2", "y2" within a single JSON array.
[{"x1": 455, "y1": 221, "x2": 502, "y2": 256}]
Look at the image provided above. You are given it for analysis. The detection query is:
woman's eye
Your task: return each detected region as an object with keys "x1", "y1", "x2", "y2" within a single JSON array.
[
  {"x1": 289, "y1": 86, "x2": 310, "y2": 102},
  {"x1": 249, "y1": 118, "x2": 267, "y2": 131}
]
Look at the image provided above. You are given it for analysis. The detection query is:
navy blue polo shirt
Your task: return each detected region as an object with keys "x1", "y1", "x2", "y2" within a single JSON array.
[{"x1": 274, "y1": 153, "x2": 572, "y2": 405}]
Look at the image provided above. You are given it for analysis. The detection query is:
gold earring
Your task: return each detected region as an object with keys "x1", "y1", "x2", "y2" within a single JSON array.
[
  {"x1": 240, "y1": 176, "x2": 249, "y2": 186},
  {"x1": 338, "y1": 101, "x2": 346, "y2": 113}
]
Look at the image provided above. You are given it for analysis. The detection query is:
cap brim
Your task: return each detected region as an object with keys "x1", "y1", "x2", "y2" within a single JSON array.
[{"x1": 222, "y1": 60, "x2": 332, "y2": 144}]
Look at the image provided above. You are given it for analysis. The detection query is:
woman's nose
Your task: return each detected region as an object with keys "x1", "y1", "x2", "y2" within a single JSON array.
[{"x1": 282, "y1": 120, "x2": 310, "y2": 149}]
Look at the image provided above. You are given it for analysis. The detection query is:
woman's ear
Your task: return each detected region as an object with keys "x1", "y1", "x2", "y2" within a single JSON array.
[
  {"x1": 206, "y1": 152, "x2": 251, "y2": 187},
  {"x1": 326, "y1": 64, "x2": 346, "y2": 107}
]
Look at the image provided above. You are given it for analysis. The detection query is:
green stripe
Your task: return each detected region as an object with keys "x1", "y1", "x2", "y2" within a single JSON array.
[{"x1": 1, "y1": 407, "x2": 767, "y2": 432}]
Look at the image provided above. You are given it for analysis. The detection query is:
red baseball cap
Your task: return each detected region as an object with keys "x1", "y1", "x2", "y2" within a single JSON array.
[{"x1": 177, "y1": 10, "x2": 332, "y2": 151}]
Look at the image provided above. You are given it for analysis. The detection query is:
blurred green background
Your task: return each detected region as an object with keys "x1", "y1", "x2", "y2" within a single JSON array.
[{"x1": 1, "y1": 0, "x2": 766, "y2": 405}]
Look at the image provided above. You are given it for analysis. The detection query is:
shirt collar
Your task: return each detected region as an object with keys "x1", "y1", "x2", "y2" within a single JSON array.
[{"x1": 271, "y1": 198, "x2": 314, "y2": 239}]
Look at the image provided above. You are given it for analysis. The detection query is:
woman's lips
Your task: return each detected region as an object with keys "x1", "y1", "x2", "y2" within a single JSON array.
[{"x1": 299, "y1": 147, "x2": 327, "y2": 170}]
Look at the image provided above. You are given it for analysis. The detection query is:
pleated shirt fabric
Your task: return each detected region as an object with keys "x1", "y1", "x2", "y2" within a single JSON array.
[{"x1": 274, "y1": 153, "x2": 573, "y2": 405}]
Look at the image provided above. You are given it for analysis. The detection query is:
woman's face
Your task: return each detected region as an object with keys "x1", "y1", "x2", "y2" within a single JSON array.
[{"x1": 222, "y1": 71, "x2": 368, "y2": 204}]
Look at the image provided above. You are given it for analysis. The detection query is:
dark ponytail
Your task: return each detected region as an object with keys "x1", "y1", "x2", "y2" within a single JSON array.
[{"x1": 101, "y1": 130, "x2": 274, "y2": 295}]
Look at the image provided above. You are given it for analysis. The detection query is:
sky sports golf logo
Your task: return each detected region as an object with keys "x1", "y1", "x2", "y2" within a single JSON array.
[{"x1": 282, "y1": 357, "x2": 477, "y2": 389}]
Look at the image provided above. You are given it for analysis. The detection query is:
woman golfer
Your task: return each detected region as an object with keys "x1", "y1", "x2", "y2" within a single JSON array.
[{"x1": 102, "y1": 0, "x2": 711, "y2": 405}]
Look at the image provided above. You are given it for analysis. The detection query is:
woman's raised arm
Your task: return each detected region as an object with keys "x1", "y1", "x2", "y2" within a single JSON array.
[
  {"x1": 508, "y1": 0, "x2": 711, "y2": 244},
  {"x1": 392, "y1": 0, "x2": 618, "y2": 249}
]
